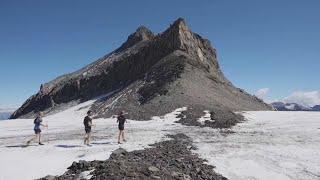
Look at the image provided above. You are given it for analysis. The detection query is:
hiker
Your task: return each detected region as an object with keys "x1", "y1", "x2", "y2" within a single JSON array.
[
  {"x1": 27, "y1": 112, "x2": 48, "y2": 145},
  {"x1": 83, "y1": 110, "x2": 94, "y2": 146},
  {"x1": 117, "y1": 111, "x2": 127, "y2": 144}
]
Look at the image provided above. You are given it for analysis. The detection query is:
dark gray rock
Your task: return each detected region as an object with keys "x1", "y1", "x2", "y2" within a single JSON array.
[
  {"x1": 40, "y1": 134, "x2": 228, "y2": 180},
  {"x1": 176, "y1": 106, "x2": 244, "y2": 128},
  {"x1": 115, "y1": 26, "x2": 154, "y2": 53},
  {"x1": 41, "y1": 175, "x2": 55, "y2": 180}
]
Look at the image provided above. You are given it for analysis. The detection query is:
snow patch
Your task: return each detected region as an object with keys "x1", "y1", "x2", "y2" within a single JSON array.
[
  {"x1": 197, "y1": 110, "x2": 212, "y2": 125},
  {"x1": 284, "y1": 104, "x2": 295, "y2": 110},
  {"x1": 78, "y1": 169, "x2": 94, "y2": 180}
]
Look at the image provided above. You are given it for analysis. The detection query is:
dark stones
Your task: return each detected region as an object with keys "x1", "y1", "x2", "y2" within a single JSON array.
[
  {"x1": 42, "y1": 134, "x2": 227, "y2": 180},
  {"x1": 176, "y1": 107, "x2": 244, "y2": 129},
  {"x1": 110, "y1": 148, "x2": 127, "y2": 159},
  {"x1": 41, "y1": 175, "x2": 55, "y2": 180}
]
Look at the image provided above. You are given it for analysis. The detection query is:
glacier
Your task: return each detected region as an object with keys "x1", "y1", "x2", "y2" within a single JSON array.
[{"x1": 0, "y1": 99, "x2": 319, "y2": 180}]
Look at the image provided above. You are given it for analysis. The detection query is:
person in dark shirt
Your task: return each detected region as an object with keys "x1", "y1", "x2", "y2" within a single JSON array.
[
  {"x1": 26, "y1": 112, "x2": 48, "y2": 145},
  {"x1": 83, "y1": 110, "x2": 94, "y2": 145},
  {"x1": 117, "y1": 111, "x2": 127, "y2": 144}
]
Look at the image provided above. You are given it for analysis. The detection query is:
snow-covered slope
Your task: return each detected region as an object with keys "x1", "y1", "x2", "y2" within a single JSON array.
[{"x1": 1, "y1": 100, "x2": 319, "y2": 180}]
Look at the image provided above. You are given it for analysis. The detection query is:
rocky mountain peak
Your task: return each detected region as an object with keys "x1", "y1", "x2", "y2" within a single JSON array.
[
  {"x1": 116, "y1": 25, "x2": 154, "y2": 52},
  {"x1": 135, "y1": 26, "x2": 154, "y2": 38},
  {"x1": 169, "y1": 18, "x2": 189, "y2": 32},
  {"x1": 10, "y1": 18, "x2": 272, "y2": 119},
  {"x1": 160, "y1": 18, "x2": 190, "y2": 43},
  {"x1": 158, "y1": 18, "x2": 226, "y2": 83}
]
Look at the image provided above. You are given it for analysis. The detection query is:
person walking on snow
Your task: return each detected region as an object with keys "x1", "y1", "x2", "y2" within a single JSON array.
[
  {"x1": 26, "y1": 112, "x2": 48, "y2": 145},
  {"x1": 83, "y1": 110, "x2": 94, "y2": 146},
  {"x1": 117, "y1": 111, "x2": 127, "y2": 144}
]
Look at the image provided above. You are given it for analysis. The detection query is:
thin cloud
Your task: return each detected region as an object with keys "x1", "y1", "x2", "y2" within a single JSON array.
[
  {"x1": 283, "y1": 91, "x2": 320, "y2": 107},
  {"x1": 255, "y1": 88, "x2": 270, "y2": 100}
]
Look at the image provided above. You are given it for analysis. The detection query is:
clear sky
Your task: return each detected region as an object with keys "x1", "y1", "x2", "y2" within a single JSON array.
[{"x1": 0, "y1": 0, "x2": 319, "y2": 108}]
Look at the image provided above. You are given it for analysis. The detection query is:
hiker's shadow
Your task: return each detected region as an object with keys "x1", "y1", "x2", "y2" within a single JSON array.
[
  {"x1": 5, "y1": 144, "x2": 37, "y2": 148},
  {"x1": 55, "y1": 145, "x2": 82, "y2": 148},
  {"x1": 91, "y1": 141, "x2": 111, "y2": 145}
]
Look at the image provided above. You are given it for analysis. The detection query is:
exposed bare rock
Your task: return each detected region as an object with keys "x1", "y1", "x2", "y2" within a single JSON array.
[
  {"x1": 11, "y1": 18, "x2": 272, "y2": 120},
  {"x1": 39, "y1": 134, "x2": 227, "y2": 180}
]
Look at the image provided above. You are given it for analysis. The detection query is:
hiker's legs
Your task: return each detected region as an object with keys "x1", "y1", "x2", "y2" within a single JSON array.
[
  {"x1": 38, "y1": 133, "x2": 41, "y2": 143},
  {"x1": 122, "y1": 131, "x2": 125, "y2": 141},
  {"x1": 87, "y1": 132, "x2": 91, "y2": 144},
  {"x1": 118, "y1": 130, "x2": 123, "y2": 143},
  {"x1": 84, "y1": 133, "x2": 88, "y2": 144}
]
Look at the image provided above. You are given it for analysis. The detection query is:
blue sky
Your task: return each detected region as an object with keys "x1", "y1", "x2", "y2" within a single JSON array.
[{"x1": 0, "y1": 0, "x2": 319, "y2": 108}]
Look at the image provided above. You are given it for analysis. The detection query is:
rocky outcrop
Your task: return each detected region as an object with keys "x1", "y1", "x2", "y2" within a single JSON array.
[
  {"x1": 40, "y1": 134, "x2": 227, "y2": 180},
  {"x1": 11, "y1": 18, "x2": 272, "y2": 120},
  {"x1": 115, "y1": 26, "x2": 154, "y2": 52}
]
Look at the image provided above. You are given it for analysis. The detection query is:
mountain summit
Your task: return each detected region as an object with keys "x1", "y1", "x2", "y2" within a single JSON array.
[
  {"x1": 11, "y1": 18, "x2": 272, "y2": 123},
  {"x1": 116, "y1": 26, "x2": 154, "y2": 52}
]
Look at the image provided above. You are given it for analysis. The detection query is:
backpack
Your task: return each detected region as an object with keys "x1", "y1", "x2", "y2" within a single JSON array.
[
  {"x1": 34, "y1": 117, "x2": 38, "y2": 124},
  {"x1": 34, "y1": 117, "x2": 41, "y2": 124}
]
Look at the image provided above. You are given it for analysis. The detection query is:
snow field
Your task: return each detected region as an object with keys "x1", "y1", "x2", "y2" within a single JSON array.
[{"x1": 1, "y1": 100, "x2": 319, "y2": 180}]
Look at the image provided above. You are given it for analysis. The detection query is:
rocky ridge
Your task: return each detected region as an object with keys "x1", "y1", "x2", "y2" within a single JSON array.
[{"x1": 11, "y1": 18, "x2": 272, "y2": 125}]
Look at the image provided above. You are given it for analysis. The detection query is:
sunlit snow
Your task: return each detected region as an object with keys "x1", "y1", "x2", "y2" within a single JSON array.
[
  {"x1": 185, "y1": 111, "x2": 320, "y2": 180},
  {"x1": 1, "y1": 100, "x2": 319, "y2": 180}
]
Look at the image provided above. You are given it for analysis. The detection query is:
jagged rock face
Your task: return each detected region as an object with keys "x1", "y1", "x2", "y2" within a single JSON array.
[
  {"x1": 115, "y1": 26, "x2": 154, "y2": 52},
  {"x1": 11, "y1": 18, "x2": 272, "y2": 119}
]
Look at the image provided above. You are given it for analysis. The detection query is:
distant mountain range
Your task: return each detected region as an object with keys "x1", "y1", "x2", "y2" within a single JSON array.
[
  {"x1": 0, "y1": 108, "x2": 15, "y2": 120},
  {"x1": 311, "y1": 105, "x2": 320, "y2": 111},
  {"x1": 271, "y1": 102, "x2": 320, "y2": 111}
]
